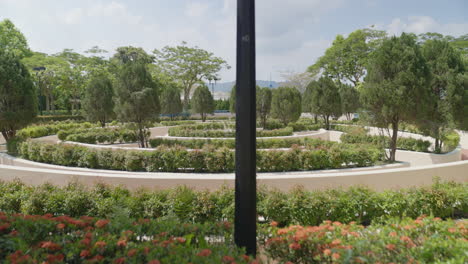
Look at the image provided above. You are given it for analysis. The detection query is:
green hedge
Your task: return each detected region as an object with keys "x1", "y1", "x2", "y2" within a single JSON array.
[
  {"x1": 341, "y1": 133, "x2": 432, "y2": 152},
  {"x1": 34, "y1": 115, "x2": 85, "y2": 123},
  {"x1": 17, "y1": 121, "x2": 97, "y2": 139},
  {"x1": 168, "y1": 126, "x2": 294, "y2": 138},
  {"x1": 0, "y1": 180, "x2": 465, "y2": 225},
  {"x1": 17, "y1": 141, "x2": 383, "y2": 173},
  {"x1": 287, "y1": 122, "x2": 323, "y2": 132},
  {"x1": 149, "y1": 137, "x2": 338, "y2": 149},
  {"x1": 0, "y1": 211, "x2": 249, "y2": 263},
  {"x1": 159, "y1": 120, "x2": 197, "y2": 126},
  {"x1": 57, "y1": 128, "x2": 138, "y2": 144}
]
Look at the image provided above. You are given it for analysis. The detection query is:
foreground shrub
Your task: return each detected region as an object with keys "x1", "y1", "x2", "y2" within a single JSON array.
[
  {"x1": 262, "y1": 216, "x2": 467, "y2": 263},
  {"x1": 17, "y1": 121, "x2": 97, "y2": 139},
  {"x1": 0, "y1": 212, "x2": 253, "y2": 263},
  {"x1": 341, "y1": 133, "x2": 432, "y2": 153},
  {"x1": 17, "y1": 141, "x2": 384, "y2": 173},
  {"x1": 0, "y1": 180, "x2": 465, "y2": 226}
]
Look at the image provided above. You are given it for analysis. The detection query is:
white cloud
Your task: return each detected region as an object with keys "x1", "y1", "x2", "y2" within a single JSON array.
[
  {"x1": 60, "y1": 1, "x2": 142, "y2": 25},
  {"x1": 384, "y1": 16, "x2": 468, "y2": 37},
  {"x1": 185, "y1": 2, "x2": 210, "y2": 18}
]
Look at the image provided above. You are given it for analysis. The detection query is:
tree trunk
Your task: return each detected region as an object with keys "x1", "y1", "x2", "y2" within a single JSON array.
[
  {"x1": 323, "y1": 115, "x2": 330, "y2": 130},
  {"x1": 434, "y1": 127, "x2": 442, "y2": 154},
  {"x1": 183, "y1": 89, "x2": 190, "y2": 110},
  {"x1": 389, "y1": 121, "x2": 399, "y2": 162},
  {"x1": 100, "y1": 120, "x2": 106, "y2": 128},
  {"x1": 262, "y1": 116, "x2": 267, "y2": 129},
  {"x1": 138, "y1": 123, "x2": 147, "y2": 148},
  {"x1": 314, "y1": 114, "x2": 318, "y2": 124},
  {"x1": 1, "y1": 129, "x2": 16, "y2": 142},
  {"x1": 45, "y1": 95, "x2": 50, "y2": 112}
]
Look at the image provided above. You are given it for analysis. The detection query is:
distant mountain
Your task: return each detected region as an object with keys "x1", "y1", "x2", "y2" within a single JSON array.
[{"x1": 205, "y1": 80, "x2": 280, "y2": 93}]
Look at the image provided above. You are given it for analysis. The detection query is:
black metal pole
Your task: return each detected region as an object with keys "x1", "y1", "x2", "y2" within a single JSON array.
[{"x1": 235, "y1": 0, "x2": 256, "y2": 256}]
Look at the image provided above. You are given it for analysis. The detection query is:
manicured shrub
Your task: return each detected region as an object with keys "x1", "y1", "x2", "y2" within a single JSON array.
[
  {"x1": 58, "y1": 127, "x2": 138, "y2": 144},
  {"x1": 17, "y1": 141, "x2": 384, "y2": 173},
  {"x1": 17, "y1": 121, "x2": 97, "y2": 139},
  {"x1": 168, "y1": 126, "x2": 294, "y2": 138},
  {"x1": 262, "y1": 216, "x2": 467, "y2": 264},
  {"x1": 0, "y1": 180, "x2": 465, "y2": 226},
  {"x1": 341, "y1": 132, "x2": 432, "y2": 152},
  {"x1": 34, "y1": 115, "x2": 85, "y2": 123}
]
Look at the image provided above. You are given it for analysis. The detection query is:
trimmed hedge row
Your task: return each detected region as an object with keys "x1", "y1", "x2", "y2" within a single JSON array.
[
  {"x1": 341, "y1": 133, "x2": 432, "y2": 152},
  {"x1": 0, "y1": 212, "x2": 251, "y2": 263},
  {"x1": 57, "y1": 128, "x2": 138, "y2": 144},
  {"x1": 168, "y1": 127, "x2": 294, "y2": 138},
  {"x1": 0, "y1": 180, "x2": 465, "y2": 225},
  {"x1": 159, "y1": 120, "x2": 197, "y2": 126},
  {"x1": 17, "y1": 121, "x2": 97, "y2": 139},
  {"x1": 149, "y1": 137, "x2": 338, "y2": 149},
  {"x1": 34, "y1": 115, "x2": 85, "y2": 123},
  {"x1": 17, "y1": 141, "x2": 384, "y2": 173}
]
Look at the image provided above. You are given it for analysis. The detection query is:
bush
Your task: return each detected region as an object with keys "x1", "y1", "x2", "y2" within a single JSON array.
[
  {"x1": 341, "y1": 132, "x2": 432, "y2": 152},
  {"x1": 17, "y1": 121, "x2": 97, "y2": 139},
  {"x1": 0, "y1": 211, "x2": 251, "y2": 263},
  {"x1": 0, "y1": 180, "x2": 465, "y2": 225},
  {"x1": 262, "y1": 119, "x2": 285, "y2": 130},
  {"x1": 58, "y1": 127, "x2": 138, "y2": 144},
  {"x1": 168, "y1": 125, "x2": 294, "y2": 138},
  {"x1": 287, "y1": 122, "x2": 323, "y2": 132},
  {"x1": 34, "y1": 115, "x2": 85, "y2": 123},
  {"x1": 442, "y1": 130, "x2": 460, "y2": 153},
  {"x1": 262, "y1": 216, "x2": 467, "y2": 264},
  {"x1": 18, "y1": 141, "x2": 384, "y2": 173}
]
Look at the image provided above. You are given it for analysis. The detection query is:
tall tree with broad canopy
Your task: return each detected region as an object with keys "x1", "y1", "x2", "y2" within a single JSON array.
[
  {"x1": 308, "y1": 28, "x2": 386, "y2": 86},
  {"x1": 256, "y1": 87, "x2": 272, "y2": 128},
  {"x1": 160, "y1": 86, "x2": 183, "y2": 120},
  {"x1": 0, "y1": 51, "x2": 37, "y2": 142},
  {"x1": 305, "y1": 77, "x2": 342, "y2": 130},
  {"x1": 191, "y1": 85, "x2": 214, "y2": 122},
  {"x1": 82, "y1": 73, "x2": 114, "y2": 127},
  {"x1": 153, "y1": 42, "x2": 229, "y2": 109},
  {"x1": 0, "y1": 19, "x2": 31, "y2": 57},
  {"x1": 417, "y1": 39, "x2": 467, "y2": 152},
  {"x1": 114, "y1": 61, "x2": 160, "y2": 148},
  {"x1": 361, "y1": 33, "x2": 431, "y2": 162},
  {"x1": 271, "y1": 87, "x2": 302, "y2": 125}
]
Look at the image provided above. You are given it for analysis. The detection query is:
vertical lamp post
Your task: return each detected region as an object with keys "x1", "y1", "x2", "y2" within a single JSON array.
[{"x1": 235, "y1": 0, "x2": 256, "y2": 256}]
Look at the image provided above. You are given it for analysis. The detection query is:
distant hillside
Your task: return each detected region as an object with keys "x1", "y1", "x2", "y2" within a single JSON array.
[{"x1": 205, "y1": 80, "x2": 280, "y2": 93}]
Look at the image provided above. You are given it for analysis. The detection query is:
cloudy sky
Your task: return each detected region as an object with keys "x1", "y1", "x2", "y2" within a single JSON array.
[{"x1": 1, "y1": 0, "x2": 467, "y2": 82}]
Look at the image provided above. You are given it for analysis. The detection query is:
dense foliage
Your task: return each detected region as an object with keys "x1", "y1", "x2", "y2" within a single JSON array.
[
  {"x1": 82, "y1": 73, "x2": 115, "y2": 127},
  {"x1": 17, "y1": 140, "x2": 383, "y2": 173},
  {"x1": 17, "y1": 121, "x2": 98, "y2": 139},
  {"x1": 271, "y1": 87, "x2": 302, "y2": 125},
  {"x1": 304, "y1": 77, "x2": 342, "y2": 130},
  {"x1": 57, "y1": 127, "x2": 138, "y2": 145},
  {"x1": 0, "y1": 180, "x2": 465, "y2": 225},
  {"x1": 340, "y1": 133, "x2": 433, "y2": 153},
  {"x1": 191, "y1": 85, "x2": 215, "y2": 122}
]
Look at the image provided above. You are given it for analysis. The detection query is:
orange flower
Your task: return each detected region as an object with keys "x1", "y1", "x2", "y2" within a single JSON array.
[
  {"x1": 80, "y1": 250, "x2": 91, "y2": 258},
  {"x1": 332, "y1": 221, "x2": 342, "y2": 226},
  {"x1": 56, "y1": 223, "x2": 65, "y2": 230},
  {"x1": 289, "y1": 243, "x2": 301, "y2": 250},
  {"x1": 331, "y1": 239, "x2": 341, "y2": 246},
  {"x1": 40, "y1": 241, "x2": 61, "y2": 251},
  {"x1": 332, "y1": 253, "x2": 341, "y2": 260},
  {"x1": 323, "y1": 249, "x2": 332, "y2": 256},
  {"x1": 223, "y1": 256, "x2": 235, "y2": 263},
  {"x1": 117, "y1": 239, "x2": 127, "y2": 247},
  {"x1": 95, "y1": 219, "x2": 110, "y2": 228},
  {"x1": 386, "y1": 244, "x2": 396, "y2": 251},
  {"x1": 127, "y1": 249, "x2": 137, "y2": 257},
  {"x1": 433, "y1": 217, "x2": 441, "y2": 221},
  {"x1": 95, "y1": 241, "x2": 107, "y2": 248},
  {"x1": 448, "y1": 228, "x2": 456, "y2": 233},
  {"x1": 176, "y1": 237, "x2": 186, "y2": 243},
  {"x1": 114, "y1": 257, "x2": 126, "y2": 264},
  {"x1": 270, "y1": 221, "x2": 278, "y2": 227},
  {"x1": 148, "y1": 260, "x2": 161, "y2": 264},
  {"x1": 197, "y1": 249, "x2": 212, "y2": 257},
  {"x1": 389, "y1": 231, "x2": 397, "y2": 237}
]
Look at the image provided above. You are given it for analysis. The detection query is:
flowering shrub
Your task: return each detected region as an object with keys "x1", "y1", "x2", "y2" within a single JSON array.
[
  {"x1": 17, "y1": 141, "x2": 383, "y2": 172},
  {"x1": 262, "y1": 216, "x2": 467, "y2": 263},
  {"x1": 0, "y1": 181, "x2": 465, "y2": 226},
  {"x1": 0, "y1": 212, "x2": 256, "y2": 263}
]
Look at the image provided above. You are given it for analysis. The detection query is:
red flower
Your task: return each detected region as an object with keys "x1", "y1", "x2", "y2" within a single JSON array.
[
  {"x1": 80, "y1": 250, "x2": 91, "y2": 258},
  {"x1": 40, "y1": 241, "x2": 61, "y2": 251},
  {"x1": 289, "y1": 242, "x2": 301, "y2": 250},
  {"x1": 223, "y1": 256, "x2": 235, "y2": 263},
  {"x1": 242, "y1": 255, "x2": 250, "y2": 261},
  {"x1": 114, "y1": 257, "x2": 126, "y2": 264},
  {"x1": 386, "y1": 244, "x2": 396, "y2": 251},
  {"x1": 47, "y1": 253, "x2": 64, "y2": 263},
  {"x1": 117, "y1": 239, "x2": 127, "y2": 247},
  {"x1": 127, "y1": 249, "x2": 137, "y2": 257},
  {"x1": 270, "y1": 221, "x2": 278, "y2": 227},
  {"x1": 197, "y1": 249, "x2": 212, "y2": 257},
  {"x1": 95, "y1": 219, "x2": 110, "y2": 228},
  {"x1": 9, "y1": 230, "x2": 18, "y2": 236},
  {"x1": 323, "y1": 249, "x2": 332, "y2": 256},
  {"x1": 176, "y1": 237, "x2": 186, "y2": 243},
  {"x1": 0, "y1": 223, "x2": 10, "y2": 233},
  {"x1": 332, "y1": 253, "x2": 341, "y2": 260},
  {"x1": 148, "y1": 260, "x2": 161, "y2": 264},
  {"x1": 56, "y1": 223, "x2": 66, "y2": 230}
]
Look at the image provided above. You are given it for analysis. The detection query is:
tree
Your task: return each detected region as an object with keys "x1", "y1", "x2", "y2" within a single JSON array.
[
  {"x1": 0, "y1": 19, "x2": 31, "y2": 57},
  {"x1": 305, "y1": 77, "x2": 342, "y2": 130},
  {"x1": 229, "y1": 85, "x2": 236, "y2": 113},
  {"x1": 256, "y1": 87, "x2": 272, "y2": 128},
  {"x1": 153, "y1": 42, "x2": 229, "y2": 109},
  {"x1": 191, "y1": 85, "x2": 214, "y2": 122},
  {"x1": 417, "y1": 39, "x2": 467, "y2": 152},
  {"x1": 82, "y1": 73, "x2": 114, "y2": 127},
  {"x1": 361, "y1": 33, "x2": 431, "y2": 162},
  {"x1": 160, "y1": 87, "x2": 182, "y2": 120},
  {"x1": 271, "y1": 87, "x2": 302, "y2": 125},
  {"x1": 339, "y1": 83, "x2": 360, "y2": 120},
  {"x1": 0, "y1": 51, "x2": 37, "y2": 142},
  {"x1": 114, "y1": 62, "x2": 160, "y2": 148},
  {"x1": 308, "y1": 28, "x2": 386, "y2": 86},
  {"x1": 279, "y1": 70, "x2": 315, "y2": 94}
]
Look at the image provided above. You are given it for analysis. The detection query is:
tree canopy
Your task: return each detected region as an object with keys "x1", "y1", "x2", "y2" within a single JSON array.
[
  {"x1": 82, "y1": 73, "x2": 114, "y2": 127},
  {"x1": 160, "y1": 87, "x2": 183, "y2": 120},
  {"x1": 0, "y1": 19, "x2": 31, "y2": 57},
  {"x1": 256, "y1": 87, "x2": 272, "y2": 128},
  {"x1": 191, "y1": 85, "x2": 215, "y2": 122},
  {"x1": 0, "y1": 50, "x2": 37, "y2": 141},
  {"x1": 153, "y1": 42, "x2": 229, "y2": 109},
  {"x1": 271, "y1": 87, "x2": 302, "y2": 125},
  {"x1": 305, "y1": 77, "x2": 342, "y2": 130}
]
